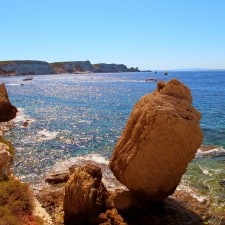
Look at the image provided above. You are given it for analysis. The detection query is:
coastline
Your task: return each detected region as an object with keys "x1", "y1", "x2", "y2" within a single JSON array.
[
  {"x1": 1, "y1": 113, "x2": 224, "y2": 224},
  {"x1": 32, "y1": 145, "x2": 225, "y2": 225},
  {"x1": 1, "y1": 72, "x2": 225, "y2": 224},
  {"x1": 0, "y1": 60, "x2": 140, "y2": 76},
  {"x1": 1, "y1": 125, "x2": 224, "y2": 224}
]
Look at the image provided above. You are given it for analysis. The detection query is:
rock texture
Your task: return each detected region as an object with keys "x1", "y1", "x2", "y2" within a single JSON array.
[
  {"x1": 110, "y1": 78, "x2": 203, "y2": 201},
  {"x1": 0, "y1": 60, "x2": 54, "y2": 75},
  {"x1": 0, "y1": 142, "x2": 13, "y2": 180},
  {"x1": 0, "y1": 83, "x2": 18, "y2": 122},
  {"x1": 63, "y1": 163, "x2": 107, "y2": 224},
  {"x1": 36, "y1": 160, "x2": 210, "y2": 225}
]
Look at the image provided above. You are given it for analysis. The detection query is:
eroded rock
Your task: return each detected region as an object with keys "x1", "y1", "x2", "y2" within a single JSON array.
[
  {"x1": 110, "y1": 79, "x2": 203, "y2": 201},
  {"x1": 63, "y1": 163, "x2": 107, "y2": 224}
]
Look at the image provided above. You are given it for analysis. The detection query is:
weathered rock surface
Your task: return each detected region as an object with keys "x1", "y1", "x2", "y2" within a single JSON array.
[
  {"x1": 0, "y1": 60, "x2": 54, "y2": 75},
  {"x1": 110, "y1": 78, "x2": 203, "y2": 201},
  {"x1": 36, "y1": 160, "x2": 207, "y2": 225},
  {"x1": 0, "y1": 83, "x2": 18, "y2": 122},
  {"x1": 0, "y1": 142, "x2": 13, "y2": 180},
  {"x1": 63, "y1": 163, "x2": 107, "y2": 224},
  {"x1": 37, "y1": 184, "x2": 65, "y2": 225}
]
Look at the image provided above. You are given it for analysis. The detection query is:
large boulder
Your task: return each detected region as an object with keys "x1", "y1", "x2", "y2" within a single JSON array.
[
  {"x1": 109, "y1": 79, "x2": 203, "y2": 201},
  {"x1": 0, "y1": 83, "x2": 17, "y2": 122},
  {"x1": 63, "y1": 163, "x2": 107, "y2": 224}
]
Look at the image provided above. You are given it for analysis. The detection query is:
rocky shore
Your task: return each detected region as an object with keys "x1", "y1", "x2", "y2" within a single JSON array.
[
  {"x1": 0, "y1": 60, "x2": 139, "y2": 76},
  {"x1": 1, "y1": 80, "x2": 225, "y2": 225}
]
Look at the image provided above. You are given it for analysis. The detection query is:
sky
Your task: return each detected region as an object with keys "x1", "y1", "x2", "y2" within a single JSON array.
[{"x1": 1, "y1": 0, "x2": 225, "y2": 70}]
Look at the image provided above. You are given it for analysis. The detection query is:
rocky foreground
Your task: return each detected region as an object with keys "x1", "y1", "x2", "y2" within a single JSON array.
[
  {"x1": 0, "y1": 60, "x2": 139, "y2": 76},
  {"x1": 34, "y1": 79, "x2": 205, "y2": 225}
]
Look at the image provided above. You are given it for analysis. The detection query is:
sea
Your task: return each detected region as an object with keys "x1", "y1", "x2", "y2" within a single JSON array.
[{"x1": 1, "y1": 71, "x2": 225, "y2": 219}]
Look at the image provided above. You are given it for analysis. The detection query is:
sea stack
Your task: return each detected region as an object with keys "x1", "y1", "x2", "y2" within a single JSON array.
[
  {"x1": 63, "y1": 163, "x2": 107, "y2": 224},
  {"x1": 109, "y1": 79, "x2": 203, "y2": 201},
  {"x1": 0, "y1": 83, "x2": 17, "y2": 122}
]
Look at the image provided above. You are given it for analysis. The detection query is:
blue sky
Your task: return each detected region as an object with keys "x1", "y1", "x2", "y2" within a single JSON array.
[{"x1": 1, "y1": 0, "x2": 225, "y2": 70}]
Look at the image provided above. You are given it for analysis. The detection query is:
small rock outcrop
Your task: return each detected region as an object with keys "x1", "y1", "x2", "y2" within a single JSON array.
[
  {"x1": 0, "y1": 83, "x2": 18, "y2": 122},
  {"x1": 110, "y1": 79, "x2": 203, "y2": 201},
  {"x1": 63, "y1": 163, "x2": 107, "y2": 224}
]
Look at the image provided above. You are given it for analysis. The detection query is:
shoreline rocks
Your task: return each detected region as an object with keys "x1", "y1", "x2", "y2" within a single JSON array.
[
  {"x1": 110, "y1": 79, "x2": 203, "y2": 201},
  {"x1": 35, "y1": 160, "x2": 207, "y2": 225}
]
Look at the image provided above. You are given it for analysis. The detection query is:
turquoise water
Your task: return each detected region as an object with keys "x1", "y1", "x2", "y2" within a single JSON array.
[{"x1": 1, "y1": 71, "x2": 225, "y2": 214}]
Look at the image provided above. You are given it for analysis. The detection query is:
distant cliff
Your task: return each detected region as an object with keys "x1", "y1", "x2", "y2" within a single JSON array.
[
  {"x1": 93, "y1": 63, "x2": 139, "y2": 73},
  {"x1": 0, "y1": 60, "x2": 140, "y2": 76},
  {"x1": 0, "y1": 60, "x2": 54, "y2": 76},
  {"x1": 50, "y1": 61, "x2": 94, "y2": 74},
  {"x1": 51, "y1": 61, "x2": 139, "y2": 74}
]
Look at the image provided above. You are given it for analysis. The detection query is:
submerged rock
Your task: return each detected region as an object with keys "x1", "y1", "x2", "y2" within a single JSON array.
[
  {"x1": 110, "y1": 79, "x2": 203, "y2": 201},
  {"x1": 63, "y1": 163, "x2": 107, "y2": 224},
  {"x1": 0, "y1": 83, "x2": 18, "y2": 122}
]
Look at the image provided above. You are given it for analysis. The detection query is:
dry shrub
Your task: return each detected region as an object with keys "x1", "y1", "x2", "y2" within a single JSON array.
[{"x1": 0, "y1": 179, "x2": 42, "y2": 225}]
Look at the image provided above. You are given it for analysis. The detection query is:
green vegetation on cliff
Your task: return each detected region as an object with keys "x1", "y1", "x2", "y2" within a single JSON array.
[{"x1": 0, "y1": 137, "x2": 43, "y2": 225}]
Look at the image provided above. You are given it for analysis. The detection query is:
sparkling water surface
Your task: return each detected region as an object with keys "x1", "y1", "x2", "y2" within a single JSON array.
[{"x1": 1, "y1": 71, "x2": 225, "y2": 214}]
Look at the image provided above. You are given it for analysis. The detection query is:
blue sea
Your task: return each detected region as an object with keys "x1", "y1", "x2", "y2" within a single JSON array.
[{"x1": 1, "y1": 71, "x2": 225, "y2": 218}]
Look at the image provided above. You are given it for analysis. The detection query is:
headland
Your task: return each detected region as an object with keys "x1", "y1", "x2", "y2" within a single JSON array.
[{"x1": 0, "y1": 60, "x2": 140, "y2": 76}]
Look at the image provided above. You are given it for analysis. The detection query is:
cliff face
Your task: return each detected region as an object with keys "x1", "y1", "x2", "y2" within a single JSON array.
[
  {"x1": 93, "y1": 63, "x2": 139, "y2": 73},
  {"x1": 50, "y1": 61, "x2": 94, "y2": 74},
  {"x1": 0, "y1": 60, "x2": 140, "y2": 76},
  {"x1": 0, "y1": 60, "x2": 54, "y2": 76}
]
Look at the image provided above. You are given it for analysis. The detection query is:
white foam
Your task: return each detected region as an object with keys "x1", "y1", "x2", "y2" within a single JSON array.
[
  {"x1": 36, "y1": 129, "x2": 59, "y2": 142},
  {"x1": 46, "y1": 153, "x2": 126, "y2": 190},
  {"x1": 177, "y1": 184, "x2": 208, "y2": 203},
  {"x1": 6, "y1": 83, "x2": 23, "y2": 86},
  {"x1": 196, "y1": 147, "x2": 225, "y2": 158},
  {"x1": 50, "y1": 153, "x2": 108, "y2": 173},
  {"x1": 13, "y1": 108, "x2": 36, "y2": 125}
]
